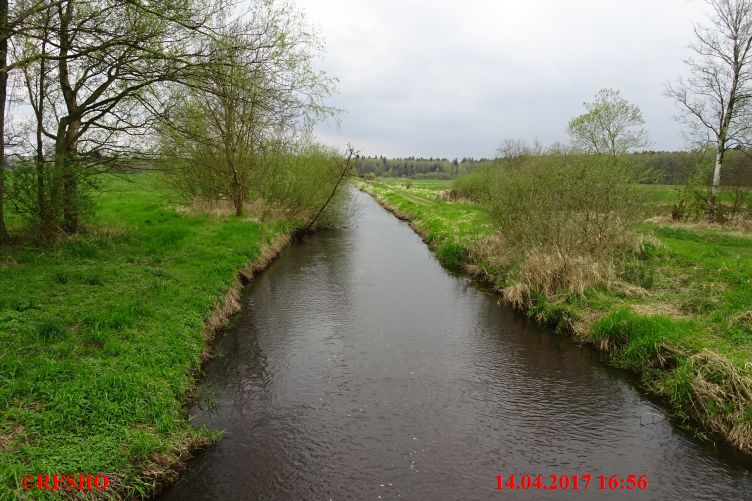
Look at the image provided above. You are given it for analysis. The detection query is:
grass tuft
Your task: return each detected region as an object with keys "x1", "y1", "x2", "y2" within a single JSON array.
[{"x1": 35, "y1": 320, "x2": 69, "y2": 342}]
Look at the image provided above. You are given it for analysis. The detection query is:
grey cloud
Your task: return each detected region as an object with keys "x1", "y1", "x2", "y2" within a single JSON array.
[{"x1": 296, "y1": 0, "x2": 707, "y2": 157}]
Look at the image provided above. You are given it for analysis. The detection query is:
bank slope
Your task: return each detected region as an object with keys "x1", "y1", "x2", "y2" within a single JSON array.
[
  {"x1": 0, "y1": 175, "x2": 292, "y2": 499},
  {"x1": 361, "y1": 179, "x2": 752, "y2": 457}
]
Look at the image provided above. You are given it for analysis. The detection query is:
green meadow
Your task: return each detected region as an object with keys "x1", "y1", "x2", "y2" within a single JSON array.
[{"x1": 0, "y1": 175, "x2": 291, "y2": 498}]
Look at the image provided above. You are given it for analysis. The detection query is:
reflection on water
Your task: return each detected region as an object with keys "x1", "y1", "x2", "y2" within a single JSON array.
[{"x1": 161, "y1": 190, "x2": 752, "y2": 500}]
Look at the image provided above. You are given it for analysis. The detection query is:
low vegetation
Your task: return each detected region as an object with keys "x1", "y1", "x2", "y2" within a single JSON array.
[
  {"x1": 361, "y1": 175, "x2": 752, "y2": 455},
  {"x1": 0, "y1": 174, "x2": 299, "y2": 498},
  {"x1": 0, "y1": 1, "x2": 355, "y2": 497}
]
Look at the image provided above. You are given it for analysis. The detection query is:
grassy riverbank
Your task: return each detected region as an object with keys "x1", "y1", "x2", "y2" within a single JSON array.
[
  {"x1": 0, "y1": 174, "x2": 292, "y2": 498},
  {"x1": 362, "y1": 178, "x2": 752, "y2": 454}
]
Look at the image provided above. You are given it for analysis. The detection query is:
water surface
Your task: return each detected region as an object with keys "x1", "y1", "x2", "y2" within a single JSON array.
[{"x1": 161, "y1": 190, "x2": 752, "y2": 500}]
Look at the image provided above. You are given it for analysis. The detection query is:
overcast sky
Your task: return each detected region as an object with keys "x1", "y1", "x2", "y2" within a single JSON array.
[{"x1": 296, "y1": 0, "x2": 709, "y2": 158}]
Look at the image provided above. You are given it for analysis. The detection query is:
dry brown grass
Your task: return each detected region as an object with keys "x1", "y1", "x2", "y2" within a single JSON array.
[
  {"x1": 87, "y1": 222, "x2": 132, "y2": 239},
  {"x1": 646, "y1": 215, "x2": 752, "y2": 235},
  {"x1": 729, "y1": 311, "x2": 752, "y2": 331},
  {"x1": 202, "y1": 285, "x2": 242, "y2": 343},
  {"x1": 243, "y1": 233, "x2": 292, "y2": 277},
  {"x1": 136, "y1": 433, "x2": 214, "y2": 500},
  {"x1": 571, "y1": 310, "x2": 602, "y2": 339},
  {"x1": 632, "y1": 303, "x2": 688, "y2": 319},
  {"x1": 0, "y1": 424, "x2": 24, "y2": 452},
  {"x1": 435, "y1": 189, "x2": 474, "y2": 204},
  {"x1": 175, "y1": 197, "x2": 292, "y2": 222},
  {"x1": 175, "y1": 198, "x2": 236, "y2": 217},
  {"x1": 661, "y1": 350, "x2": 752, "y2": 454},
  {"x1": 502, "y1": 248, "x2": 646, "y2": 310},
  {"x1": 469, "y1": 234, "x2": 515, "y2": 270}
]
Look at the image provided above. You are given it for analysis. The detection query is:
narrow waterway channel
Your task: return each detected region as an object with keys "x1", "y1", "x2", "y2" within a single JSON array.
[{"x1": 161, "y1": 190, "x2": 752, "y2": 500}]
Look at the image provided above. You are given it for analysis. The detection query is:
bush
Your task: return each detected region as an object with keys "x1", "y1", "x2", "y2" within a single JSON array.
[
  {"x1": 452, "y1": 162, "x2": 500, "y2": 202},
  {"x1": 6, "y1": 160, "x2": 99, "y2": 241},
  {"x1": 461, "y1": 154, "x2": 648, "y2": 302},
  {"x1": 165, "y1": 141, "x2": 354, "y2": 229},
  {"x1": 258, "y1": 143, "x2": 355, "y2": 229},
  {"x1": 487, "y1": 154, "x2": 645, "y2": 257}
]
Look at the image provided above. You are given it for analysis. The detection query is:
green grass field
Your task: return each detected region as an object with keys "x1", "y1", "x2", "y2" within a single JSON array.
[
  {"x1": 379, "y1": 178, "x2": 741, "y2": 208},
  {"x1": 0, "y1": 175, "x2": 291, "y2": 498},
  {"x1": 363, "y1": 178, "x2": 752, "y2": 453}
]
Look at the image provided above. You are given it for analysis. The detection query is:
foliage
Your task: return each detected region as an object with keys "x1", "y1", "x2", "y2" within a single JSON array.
[
  {"x1": 4, "y1": 0, "x2": 221, "y2": 236},
  {"x1": 258, "y1": 143, "x2": 355, "y2": 229},
  {"x1": 4, "y1": 159, "x2": 98, "y2": 241},
  {"x1": 355, "y1": 156, "x2": 491, "y2": 178},
  {"x1": 471, "y1": 154, "x2": 646, "y2": 257},
  {"x1": 567, "y1": 89, "x2": 650, "y2": 157},
  {"x1": 158, "y1": 1, "x2": 337, "y2": 218}
]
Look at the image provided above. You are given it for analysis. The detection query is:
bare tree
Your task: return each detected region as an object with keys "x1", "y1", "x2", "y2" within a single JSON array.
[
  {"x1": 667, "y1": 0, "x2": 752, "y2": 218},
  {"x1": 567, "y1": 88, "x2": 649, "y2": 158}
]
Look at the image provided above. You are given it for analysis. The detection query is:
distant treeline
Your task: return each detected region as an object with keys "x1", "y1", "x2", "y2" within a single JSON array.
[
  {"x1": 358, "y1": 151, "x2": 752, "y2": 185},
  {"x1": 356, "y1": 156, "x2": 492, "y2": 179}
]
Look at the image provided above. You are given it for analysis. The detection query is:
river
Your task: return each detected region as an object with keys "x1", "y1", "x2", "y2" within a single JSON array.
[{"x1": 160, "y1": 190, "x2": 752, "y2": 500}]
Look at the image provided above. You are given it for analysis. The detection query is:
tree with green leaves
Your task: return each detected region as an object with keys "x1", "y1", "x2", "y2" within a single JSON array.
[
  {"x1": 159, "y1": 0, "x2": 336, "y2": 217},
  {"x1": 6, "y1": 0, "x2": 219, "y2": 237},
  {"x1": 567, "y1": 88, "x2": 649, "y2": 158}
]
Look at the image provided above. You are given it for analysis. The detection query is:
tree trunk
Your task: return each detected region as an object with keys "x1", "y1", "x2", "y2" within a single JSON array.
[
  {"x1": 53, "y1": 131, "x2": 78, "y2": 234},
  {"x1": 230, "y1": 165, "x2": 243, "y2": 217},
  {"x1": 707, "y1": 146, "x2": 724, "y2": 220},
  {"x1": 36, "y1": 32, "x2": 48, "y2": 235},
  {"x1": 234, "y1": 188, "x2": 244, "y2": 217},
  {"x1": 61, "y1": 155, "x2": 78, "y2": 233},
  {"x1": 0, "y1": 0, "x2": 10, "y2": 243},
  {"x1": 60, "y1": 120, "x2": 80, "y2": 233}
]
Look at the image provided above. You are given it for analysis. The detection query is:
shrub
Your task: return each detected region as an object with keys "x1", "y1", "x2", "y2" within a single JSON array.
[
  {"x1": 464, "y1": 154, "x2": 648, "y2": 301},
  {"x1": 452, "y1": 162, "x2": 500, "y2": 202},
  {"x1": 487, "y1": 154, "x2": 645, "y2": 257}
]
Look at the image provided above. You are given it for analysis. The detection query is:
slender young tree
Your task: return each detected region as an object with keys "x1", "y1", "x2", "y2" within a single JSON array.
[
  {"x1": 567, "y1": 88, "x2": 649, "y2": 159},
  {"x1": 10, "y1": 4, "x2": 53, "y2": 231},
  {"x1": 0, "y1": 0, "x2": 10, "y2": 242},
  {"x1": 667, "y1": 0, "x2": 752, "y2": 218},
  {"x1": 0, "y1": 0, "x2": 64, "y2": 242}
]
